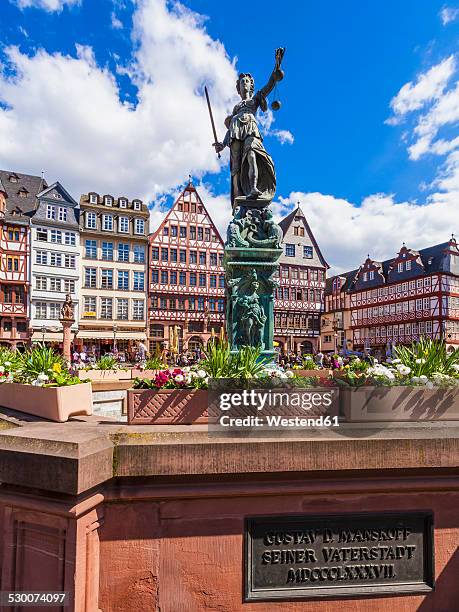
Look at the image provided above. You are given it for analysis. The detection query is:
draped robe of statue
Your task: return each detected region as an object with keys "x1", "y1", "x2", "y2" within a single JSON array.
[{"x1": 223, "y1": 91, "x2": 276, "y2": 205}]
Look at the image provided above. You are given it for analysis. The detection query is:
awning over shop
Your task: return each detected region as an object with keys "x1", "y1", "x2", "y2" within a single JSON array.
[{"x1": 76, "y1": 330, "x2": 147, "y2": 340}]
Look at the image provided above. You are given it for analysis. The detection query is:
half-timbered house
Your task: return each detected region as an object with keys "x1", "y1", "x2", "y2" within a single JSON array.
[
  {"x1": 0, "y1": 170, "x2": 46, "y2": 348},
  {"x1": 322, "y1": 238, "x2": 459, "y2": 356},
  {"x1": 275, "y1": 206, "x2": 328, "y2": 353},
  {"x1": 148, "y1": 181, "x2": 225, "y2": 353}
]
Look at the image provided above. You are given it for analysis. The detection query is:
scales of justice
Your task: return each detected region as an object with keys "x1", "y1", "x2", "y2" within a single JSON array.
[{"x1": 205, "y1": 48, "x2": 286, "y2": 359}]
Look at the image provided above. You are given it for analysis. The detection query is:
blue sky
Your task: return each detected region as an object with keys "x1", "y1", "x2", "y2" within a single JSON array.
[{"x1": 0, "y1": 0, "x2": 458, "y2": 272}]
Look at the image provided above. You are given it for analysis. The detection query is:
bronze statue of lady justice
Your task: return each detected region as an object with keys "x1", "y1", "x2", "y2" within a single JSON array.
[{"x1": 210, "y1": 48, "x2": 285, "y2": 207}]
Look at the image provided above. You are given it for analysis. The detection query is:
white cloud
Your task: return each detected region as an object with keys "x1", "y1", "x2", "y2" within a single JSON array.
[
  {"x1": 0, "y1": 0, "x2": 238, "y2": 203},
  {"x1": 12, "y1": 0, "x2": 80, "y2": 11},
  {"x1": 388, "y1": 55, "x2": 455, "y2": 120},
  {"x1": 440, "y1": 6, "x2": 459, "y2": 25},
  {"x1": 275, "y1": 191, "x2": 457, "y2": 275},
  {"x1": 111, "y1": 12, "x2": 123, "y2": 29},
  {"x1": 271, "y1": 129, "x2": 294, "y2": 145}
]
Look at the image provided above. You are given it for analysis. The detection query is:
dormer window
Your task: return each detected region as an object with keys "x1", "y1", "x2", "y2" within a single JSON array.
[
  {"x1": 119, "y1": 198, "x2": 127, "y2": 208},
  {"x1": 8, "y1": 174, "x2": 19, "y2": 183},
  {"x1": 406, "y1": 260, "x2": 412, "y2": 271},
  {"x1": 18, "y1": 189, "x2": 28, "y2": 198},
  {"x1": 363, "y1": 272, "x2": 368, "y2": 282},
  {"x1": 133, "y1": 200, "x2": 141, "y2": 211},
  {"x1": 89, "y1": 193, "x2": 98, "y2": 204},
  {"x1": 398, "y1": 262, "x2": 403, "y2": 272},
  {"x1": 369, "y1": 271, "x2": 374, "y2": 280},
  {"x1": 53, "y1": 192, "x2": 62, "y2": 199},
  {"x1": 105, "y1": 196, "x2": 113, "y2": 206}
]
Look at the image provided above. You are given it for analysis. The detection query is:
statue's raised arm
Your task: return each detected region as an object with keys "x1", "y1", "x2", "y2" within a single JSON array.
[{"x1": 258, "y1": 48, "x2": 285, "y2": 102}]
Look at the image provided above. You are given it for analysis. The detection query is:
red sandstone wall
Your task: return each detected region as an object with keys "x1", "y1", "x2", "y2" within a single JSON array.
[{"x1": 98, "y1": 486, "x2": 459, "y2": 612}]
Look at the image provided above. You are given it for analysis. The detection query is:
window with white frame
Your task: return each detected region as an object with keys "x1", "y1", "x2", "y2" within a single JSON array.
[
  {"x1": 369, "y1": 271, "x2": 374, "y2": 280},
  {"x1": 100, "y1": 298, "x2": 113, "y2": 319},
  {"x1": 35, "y1": 302, "x2": 47, "y2": 319},
  {"x1": 133, "y1": 271, "x2": 144, "y2": 291},
  {"x1": 133, "y1": 299, "x2": 144, "y2": 320},
  {"x1": 49, "y1": 303, "x2": 60, "y2": 319},
  {"x1": 102, "y1": 214, "x2": 113, "y2": 231},
  {"x1": 118, "y1": 270, "x2": 129, "y2": 290},
  {"x1": 89, "y1": 194, "x2": 98, "y2": 204},
  {"x1": 46, "y1": 205, "x2": 56, "y2": 220},
  {"x1": 133, "y1": 245, "x2": 145, "y2": 263},
  {"x1": 398, "y1": 262, "x2": 403, "y2": 272},
  {"x1": 85, "y1": 268, "x2": 97, "y2": 288},
  {"x1": 406, "y1": 260, "x2": 412, "y2": 271},
  {"x1": 58, "y1": 207, "x2": 67, "y2": 222},
  {"x1": 50, "y1": 229, "x2": 62, "y2": 244},
  {"x1": 119, "y1": 216, "x2": 129, "y2": 233},
  {"x1": 37, "y1": 228, "x2": 47, "y2": 241},
  {"x1": 133, "y1": 200, "x2": 141, "y2": 210},
  {"x1": 64, "y1": 279, "x2": 75, "y2": 293},
  {"x1": 50, "y1": 253, "x2": 62, "y2": 266},
  {"x1": 64, "y1": 232, "x2": 76, "y2": 246},
  {"x1": 101, "y1": 269, "x2": 113, "y2": 289},
  {"x1": 134, "y1": 218, "x2": 145, "y2": 235},
  {"x1": 49, "y1": 278, "x2": 62, "y2": 292},
  {"x1": 117, "y1": 298, "x2": 129, "y2": 320},
  {"x1": 86, "y1": 212, "x2": 97, "y2": 229},
  {"x1": 105, "y1": 196, "x2": 113, "y2": 206},
  {"x1": 36, "y1": 251, "x2": 48, "y2": 265},
  {"x1": 64, "y1": 254, "x2": 76, "y2": 268},
  {"x1": 119, "y1": 199, "x2": 127, "y2": 208},
  {"x1": 36, "y1": 276, "x2": 47, "y2": 290},
  {"x1": 83, "y1": 296, "x2": 96, "y2": 316}
]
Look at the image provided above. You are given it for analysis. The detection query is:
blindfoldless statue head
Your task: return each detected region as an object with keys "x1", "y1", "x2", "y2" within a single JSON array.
[{"x1": 236, "y1": 73, "x2": 255, "y2": 99}]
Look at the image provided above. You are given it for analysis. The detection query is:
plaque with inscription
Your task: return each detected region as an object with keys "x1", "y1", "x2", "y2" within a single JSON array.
[{"x1": 245, "y1": 512, "x2": 434, "y2": 601}]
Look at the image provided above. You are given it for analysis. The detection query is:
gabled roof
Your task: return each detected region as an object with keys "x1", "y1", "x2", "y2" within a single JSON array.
[
  {"x1": 150, "y1": 179, "x2": 225, "y2": 246},
  {"x1": 37, "y1": 181, "x2": 78, "y2": 207},
  {"x1": 0, "y1": 169, "x2": 46, "y2": 225},
  {"x1": 325, "y1": 269, "x2": 358, "y2": 294},
  {"x1": 279, "y1": 204, "x2": 329, "y2": 269}
]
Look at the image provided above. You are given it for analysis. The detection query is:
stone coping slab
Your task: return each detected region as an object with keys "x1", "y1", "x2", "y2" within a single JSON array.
[{"x1": 0, "y1": 406, "x2": 458, "y2": 495}]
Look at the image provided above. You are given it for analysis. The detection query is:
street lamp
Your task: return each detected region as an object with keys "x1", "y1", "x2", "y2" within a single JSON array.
[
  {"x1": 41, "y1": 325, "x2": 47, "y2": 344},
  {"x1": 113, "y1": 324, "x2": 118, "y2": 355}
]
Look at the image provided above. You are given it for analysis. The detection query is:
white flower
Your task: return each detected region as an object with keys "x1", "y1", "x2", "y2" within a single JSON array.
[
  {"x1": 37, "y1": 373, "x2": 49, "y2": 382},
  {"x1": 451, "y1": 364, "x2": 459, "y2": 372},
  {"x1": 411, "y1": 376, "x2": 420, "y2": 384},
  {"x1": 184, "y1": 375, "x2": 192, "y2": 385},
  {"x1": 204, "y1": 377, "x2": 209, "y2": 385},
  {"x1": 0, "y1": 366, "x2": 4, "y2": 374},
  {"x1": 182, "y1": 366, "x2": 191, "y2": 372},
  {"x1": 397, "y1": 364, "x2": 411, "y2": 376},
  {"x1": 174, "y1": 374, "x2": 184, "y2": 383},
  {"x1": 197, "y1": 369, "x2": 207, "y2": 379},
  {"x1": 415, "y1": 358, "x2": 426, "y2": 365},
  {"x1": 391, "y1": 359, "x2": 401, "y2": 364},
  {"x1": 426, "y1": 381, "x2": 434, "y2": 390},
  {"x1": 419, "y1": 375, "x2": 428, "y2": 384},
  {"x1": 285, "y1": 370, "x2": 294, "y2": 378}
]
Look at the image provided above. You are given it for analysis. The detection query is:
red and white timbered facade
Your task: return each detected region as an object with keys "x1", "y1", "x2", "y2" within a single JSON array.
[
  {"x1": 148, "y1": 182, "x2": 225, "y2": 353},
  {"x1": 0, "y1": 171, "x2": 44, "y2": 347},
  {"x1": 348, "y1": 240, "x2": 459, "y2": 351}
]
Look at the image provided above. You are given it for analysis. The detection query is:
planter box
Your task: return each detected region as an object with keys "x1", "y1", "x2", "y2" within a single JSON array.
[
  {"x1": 128, "y1": 389, "x2": 209, "y2": 425},
  {"x1": 341, "y1": 386, "x2": 459, "y2": 422},
  {"x1": 130, "y1": 369, "x2": 160, "y2": 380},
  {"x1": 293, "y1": 369, "x2": 332, "y2": 379},
  {"x1": 0, "y1": 382, "x2": 93, "y2": 422},
  {"x1": 79, "y1": 369, "x2": 131, "y2": 382}
]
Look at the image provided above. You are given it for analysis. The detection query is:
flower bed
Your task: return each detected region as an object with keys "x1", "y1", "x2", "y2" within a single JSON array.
[
  {"x1": 0, "y1": 346, "x2": 92, "y2": 422},
  {"x1": 341, "y1": 386, "x2": 459, "y2": 422},
  {"x1": 0, "y1": 382, "x2": 92, "y2": 422}
]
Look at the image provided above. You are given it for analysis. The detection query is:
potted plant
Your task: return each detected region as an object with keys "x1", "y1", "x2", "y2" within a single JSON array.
[
  {"x1": 0, "y1": 346, "x2": 92, "y2": 422},
  {"x1": 337, "y1": 339, "x2": 459, "y2": 422},
  {"x1": 78, "y1": 355, "x2": 131, "y2": 381},
  {"x1": 127, "y1": 342, "x2": 273, "y2": 425},
  {"x1": 293, "y1": 354, "x2": 332, "y2": 380},
  {"x1": 131, "y1": 355, "x2": 166, "y2": 380}
]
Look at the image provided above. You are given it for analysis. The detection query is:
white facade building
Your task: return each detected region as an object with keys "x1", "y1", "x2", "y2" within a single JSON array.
[{"x1": 30, "y1": 183, "x2": 80, "y2": 343}]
